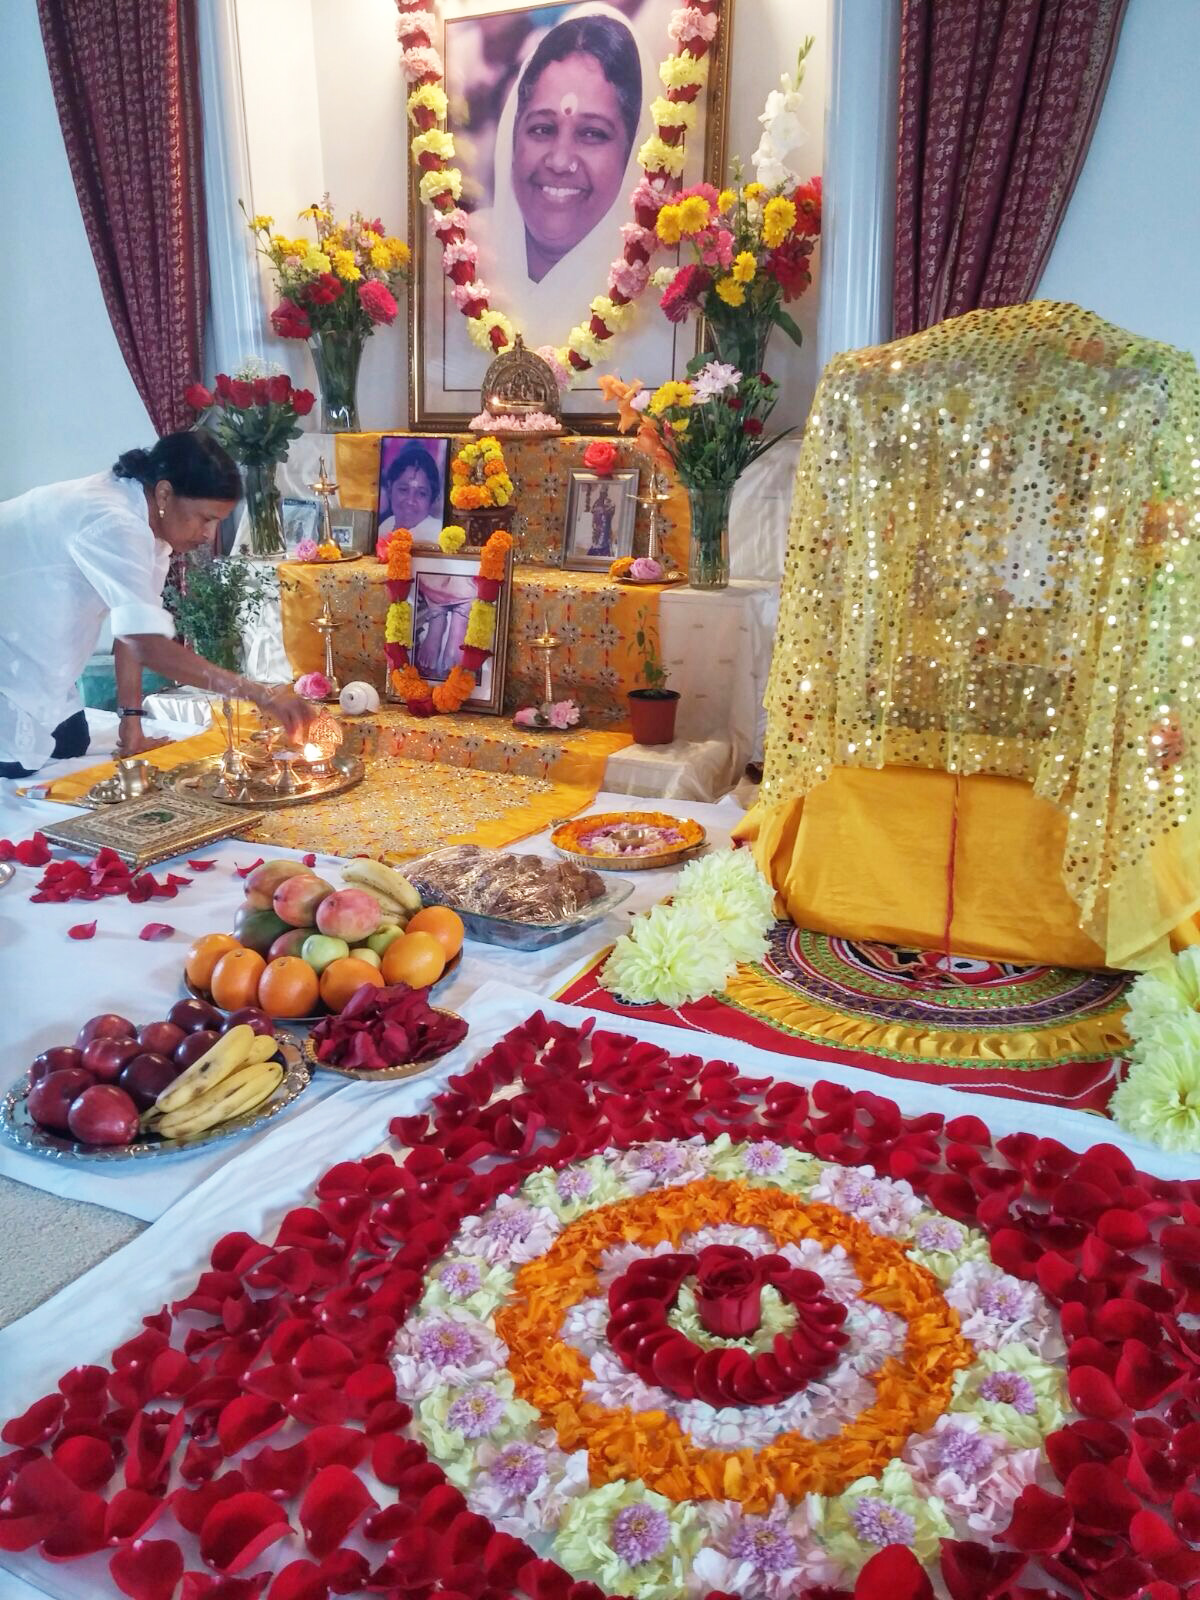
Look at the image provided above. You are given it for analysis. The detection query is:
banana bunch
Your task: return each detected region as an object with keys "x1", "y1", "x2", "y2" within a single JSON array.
[
  {"x1": 143, "y1": 1024, "x2": 283, "y2": 1142},
  {"x1": 342, "y1": 859, "x2": 422, "y2": 926}
]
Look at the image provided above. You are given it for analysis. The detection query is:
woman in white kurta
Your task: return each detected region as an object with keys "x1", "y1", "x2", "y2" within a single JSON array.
[{"x1": 0, "y1": 431, "x2": 312, "y2": 777}]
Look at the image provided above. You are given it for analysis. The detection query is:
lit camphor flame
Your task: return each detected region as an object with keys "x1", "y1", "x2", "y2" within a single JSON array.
[{"x1": 302, "y1": 742, "x2": 323, "y2": 763}]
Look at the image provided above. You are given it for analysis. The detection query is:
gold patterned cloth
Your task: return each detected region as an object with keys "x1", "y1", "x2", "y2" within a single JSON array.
[
  {"x1": 751, "y1": 302, "x2": 1200, "y2": 970},
  {"x1": 278, "y1": 560, "x2": 667, "y2": 724}
]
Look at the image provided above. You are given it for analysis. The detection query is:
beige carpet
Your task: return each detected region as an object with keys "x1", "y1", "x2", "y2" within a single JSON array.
[{"x1": 0, "y1": 1176, "x2": 143, "y2": 1328}]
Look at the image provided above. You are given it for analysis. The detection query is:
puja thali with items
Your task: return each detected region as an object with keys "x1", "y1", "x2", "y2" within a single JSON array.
[{"x1": 167, "y1": 700, "x2": 364, "y2": 809}]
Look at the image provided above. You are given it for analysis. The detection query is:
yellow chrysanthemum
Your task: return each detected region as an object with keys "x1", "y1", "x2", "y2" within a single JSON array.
[
  {"x1": 670, "y1": 417, "x2": 690, "y2": 435},
  {"x1": 301, "y1": 249, "x2": 331, "y2": 274},
  {"x1": 648, "y1": 380, "x2": 694, "y2": 416},
  {"x1": 637, "y1": 135, "x2": 686, "y2": 178},
  {"x1": 714, "y1": 276, "x2": 746, "y2": 307},
  {"x1": 658, "y1": 52, "x2": 709, "y2": 91},
  {"x1": 676, "y1": 194, "x2": 711, "y2": 235},
  {"x1": 331, "y1": 249, "x2": 361, "y2": 281},
  {"x1": 250, "y1": 214, "x2": 274, "y2": 231},
  {"x1": 419, "y1": 168, "x2": 463, "y2": 206},
  {"x1": 369, "y1": 243, "x2": 393, "y2": 270},
  {"x1": 732, "y1": 250, "x2": 757, "y2": 284},
  {"x1": 655, "y1": 205, "x2": 684, "y2": 246},
  {"x1": 744, "y1": 182, "x2": 766, "y2": 201},
  {"x1": 464, "y1": 600, "x2": 497, "y2": 651},
  {"x1": 650, "y1": 95, "x2": 697, "y2": 131},
  {"x1": 408, "y1": 83, "x2": 449, "y2": 121},
  {"x1": 385, "y1": 237, "x2": 411, "y2": 267},
  {"x1": 717, "y1": 189, "x2": 736, "y2": 212},
  {"x1": 762, "y1": 195, "x2": 798, "y2": 249}
]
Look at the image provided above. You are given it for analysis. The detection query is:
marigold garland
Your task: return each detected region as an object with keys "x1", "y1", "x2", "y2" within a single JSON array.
[
  {"x1": 495, "y1": 1179, "x2": 972, "y2": 1511},
  {"x1": 384, "y1": 526, "x2": 513, "y2": 716},
  {"x1": 395, "y1": 0, "x2": 724, "y2": 371}
]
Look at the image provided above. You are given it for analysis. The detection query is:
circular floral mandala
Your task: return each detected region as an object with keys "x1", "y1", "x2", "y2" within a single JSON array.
[{"x1": 391, "y1": 1137, "x2": 1067, "y2": 1598}]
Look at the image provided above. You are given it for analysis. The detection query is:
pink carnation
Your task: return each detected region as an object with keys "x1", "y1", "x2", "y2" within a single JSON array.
[
  {"x1": 620, "y1": 222, "x2": 660, "y2": 260},
  {"x1": 295, "y1": 540, "x2": 319, "y2": 563},
  {"x1": 678, "y1": 182, "x2": 721, "y2": 209},
  {"x1": 608, "y1": 257, "x2": 650, "y2": 300},
  {"x1": 401, "y1": 44, "x2": 443, "y2": 81},
  {"x1": 442, "y1": 240, "x2": 479, "y2": 270},
  {"x1": 660, "y1": 263, "x2": 712, "y2": 323},
  {"x1": 513, "y1": 707, "x2": 538, "y2": 728},
  {"x1": 295, "y1": 671, "x2": 332, "y2": 700},
  {"x1": 699, "y1": 227, "x2": 734, "y2": 270},
  {"x1": 548, "y1": 699, "x2": 581, "y2": 730},
  {"x1": 358, "y1": 279, "x2": 398, "y2": 325},
  {"x1": 668, "y1": 6, "x2": 719, "y2": 45},
  {"x1": 535, "y1": 346, "x2": 572, "y2": 391},
  {"x1": 453, "y1": 280, "x2": 491, "y2": 310},
  {"x1": 434, "y1": 208, "x2": 469, "y2": 240},
  {"x1": 395, "y1": 8, "x2": 435, "y2": 43}
]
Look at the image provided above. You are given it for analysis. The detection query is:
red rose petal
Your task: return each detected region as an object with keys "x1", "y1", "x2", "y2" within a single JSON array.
[
  {"x1": 68, "y1": 921, "x2": 98, "y2": 940},
  {"x1": 106, "y1": 1488, "x2": 166, "y2": 1542},
  {"x1": 1065, "y1": 1463, "x2": 1141, "y2": 1533},
  {"x1": 266, "y1": 1560, "x2": 327, "y2": 1600},
  {"x1": 14, "y1": 833, "x2": 52, "y2": 867},
  {"x1": 854, "y1": 1546, "x2": 934, "y2": 1600},
  {"x1": 187, "y1": 859, "x2": 219, "y2": 871},
  {"x1": 199, "y1": 1491, "x2": 290, "y2": 1574},
  {"x1": 298, "y1": 1464, "x2": 375, "y2": 1559},
  {"x1": 139, "y1": 922, "x2": 175, "y2": 941},
  {"x1": 938, "y1": 1540, "x2": 1027, "y2": 1600},
  {"x1": 110, "y1": 1538, "x2": 185, "y2": 1600},
  {"x1": 51, "y1": 1434, "x2": 116, "y2": 1491},
  {"x1": 2, "y1": 1392, "x2": 66, "y2": 1446},
  {"x1": 1114, "y1": 1340, "x2": 1182, "y2": 1409},
  {"x1": 1002, "y1": 1485, "x2": 1074, "y2": 1554},
  {"x1": 235, "y1": 859, "x2": 265, "y2": 878},
  {"x1": 1068, "y1": 1364, "x2": 1127, "y2": 1419},
  {"x1": 217, "y1": 1396, "x2": 287, "y2": 1456},
  {"x1": 302, "y1": 855, "x2": 316, "y2": 868}
]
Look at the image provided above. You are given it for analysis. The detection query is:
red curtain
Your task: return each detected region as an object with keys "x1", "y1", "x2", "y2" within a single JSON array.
[
  {"x1": 893, "y1": 0, "x2": 1128, "y2": 338},
  {"x1": 37, "y1": 0, "x2": 208, "y2": 435}
]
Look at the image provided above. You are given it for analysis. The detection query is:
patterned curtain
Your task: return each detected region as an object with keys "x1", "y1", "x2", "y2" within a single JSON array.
[
  {"x1": 893, "y1": 0, "x2": 1128, "y2": 338},
  {"x1": 37, "y1": 0, "x2": 208, "y2": 435}
]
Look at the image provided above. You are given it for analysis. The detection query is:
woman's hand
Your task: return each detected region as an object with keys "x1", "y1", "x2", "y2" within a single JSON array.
[
  {"x1": 254, "y1": 686, "x2": 315, "y2": 744},
  {"x1": 115, "y1": 717, "x2": 171, "y2": 759}
]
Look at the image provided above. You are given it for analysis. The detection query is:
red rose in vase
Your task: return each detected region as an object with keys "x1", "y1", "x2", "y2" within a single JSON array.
[
  {"x1": 583, "y1": 439, "x2": 619, "y2": 476},
  {"x1": 694, "y1": 1245, "x2": 765, "y2": 1338},
  {"x1": 271, "y1": 298, "x2": 312, "y2": 340},
  {"x1": 266, "y1": 373, "x2": 291, "y2": 404}
]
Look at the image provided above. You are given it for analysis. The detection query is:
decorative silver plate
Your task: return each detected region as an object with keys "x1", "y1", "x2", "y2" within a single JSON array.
[
  {"x1": 300, "y1": 1007, "x2": 465, "y2": 1081},
  {"x1": 1, "y1": 1042, "x2": 310, "y2": 1164}
]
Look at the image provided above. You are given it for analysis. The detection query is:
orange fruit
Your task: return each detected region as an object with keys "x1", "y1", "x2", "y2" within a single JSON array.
[
  {"x1": 211, "y1": 946, "x2": 267, "y2": 1011},
  {"x1": 185, "y1": 932, "x2": 242, "y2": 993},
  {"x1": 381, "y1": 930, "x2": 446, "y2": 989},
  {"x1": 258, "y1": 956, "x2": 320, "y2": 1018},
  {"x1": 404, "y1": 906, "x2": 464, "y2": 960},
  {"x1": 320, "y1": 956, "x2": 385, "y2": 1013}
]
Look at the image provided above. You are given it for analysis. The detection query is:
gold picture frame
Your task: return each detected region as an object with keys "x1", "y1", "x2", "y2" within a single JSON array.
[{"x1": 409, "y1": 0, "x2": 735, "y2": 430}]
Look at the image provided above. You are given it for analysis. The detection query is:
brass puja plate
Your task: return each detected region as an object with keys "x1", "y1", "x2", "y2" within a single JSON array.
[
  {"x1": 616, "y1": 571, "x2": 687, "y2": 587},
  {"x1": 292, "y1": 553, "x2": 364, "y2": 565},
  {"x1": 1, "y1": 1042, "x2": 310, "y2": 1164},
  {"x1": 299, "y1": 1007, "x2": 465, "y2": 1081},
  {"x1": 39, "y1": 791, "x2": 262, "y2": 870},
  {"x1": 167, "y1": 752, "x2": 365, "y2": 809},
  {"x1": 551, "y1": 812, "x2": 707, "y2": 872}
]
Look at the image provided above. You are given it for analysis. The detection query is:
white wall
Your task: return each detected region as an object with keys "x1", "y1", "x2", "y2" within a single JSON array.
[
  {"x1": 233, "y1": 0, "x2": 826, "y2": 433},
  {"x1": 1038, "y1": 0, "x2": 1200, "y2": 362},
  {"x1": 0, "y1": 5, "x2": 151, "y2": 499}
]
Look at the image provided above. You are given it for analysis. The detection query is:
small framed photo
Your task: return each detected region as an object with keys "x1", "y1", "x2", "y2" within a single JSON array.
[
  {"x1": 282, "y1": 498, "x2": 319, "y2": 552},
  {"x1": 389, "y1": 546, "x2": 514, "y2": 715},
  {"x1": 561, "y1": 469, "x2": 639, "y2": 571},
  {"x1": 326, "y1": 508, "x2": 376, "y2": 556},
  {"x1": 377, "y1": 436, "x2": 450, "y2": 545}
]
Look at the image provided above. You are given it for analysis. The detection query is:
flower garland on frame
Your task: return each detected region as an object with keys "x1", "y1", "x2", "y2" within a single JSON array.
[
  {"x1": 385, "y1": 526, "x2": 513, "y2": 716},
  {"x1": 396, "y1": 0, "x2": 724, "y2": 375}
]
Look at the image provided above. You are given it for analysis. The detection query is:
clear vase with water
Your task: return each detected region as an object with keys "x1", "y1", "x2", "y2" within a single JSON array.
[
  {"x1": 243, "y1": 461, "x2": 284, "y2": 557},
  {"x1": 309, "y1": 329, "x2": 365, "y2": 432},
  {"x1": 686, "y1": 481, "x2": 734, "y2": 590}
]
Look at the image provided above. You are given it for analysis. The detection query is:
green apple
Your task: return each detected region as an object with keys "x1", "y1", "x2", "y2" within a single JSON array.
[
  {"x1": 301, "y1": 933, "x2": 350, "y2": 973},
  {"x1": 349, "y1": 946, "x2": 383, "y2": 970},
  {"x1": 365, "y1": 923, "x2": 405, "y2": 956}
]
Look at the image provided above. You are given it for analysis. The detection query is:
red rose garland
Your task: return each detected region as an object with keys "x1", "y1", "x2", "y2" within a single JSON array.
[
  {"x1": 396, "y1": 0, "x2": 724, "y2": 370},
  {"x1": 3, "y1": 1013, "x2": 1200, "y2": 1600}
]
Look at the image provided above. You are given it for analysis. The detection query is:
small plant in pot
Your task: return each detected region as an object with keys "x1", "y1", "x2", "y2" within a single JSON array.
[{"x1": 627, "y1": 613, "x2": 678, "y2": 745}]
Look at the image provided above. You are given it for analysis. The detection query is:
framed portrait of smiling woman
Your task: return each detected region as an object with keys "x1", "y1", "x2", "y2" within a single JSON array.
[
  {"x1": 377, "y1": 436, "x2": 451, "y2": 545},
  {"x1": 409, "y1": 0, "x2": 733, "y2": 429}
]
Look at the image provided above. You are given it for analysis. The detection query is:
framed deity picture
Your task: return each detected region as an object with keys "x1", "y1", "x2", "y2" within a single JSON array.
[
  {"x1": 377, "y1": 436, "x2": 451, "y2": 545},
  {"x1": 327, "y1": 509, "x2": 377, "y2": 556},
  {"x1": 408, "y1": 0, "x2": 734, "y2": 429},
  {"x1": 281, "y1": 498, "x2": 320, "y2": 552},
  {"x1": 561, "y1": 467, "x2": 639, "y2": 570},
  {"x1": 388, "y1": 547, "x2": 514, "y2": 714}
]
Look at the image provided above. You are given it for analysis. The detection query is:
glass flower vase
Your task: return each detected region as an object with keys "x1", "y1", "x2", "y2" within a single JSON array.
[
  {"x1": 309, "y1": 329, "x2": 365, "y2": 432},
  {"x1": 706, "y1": 313, "x2": 773, "y2": 380},
  {"x1": 686, "y1": 481, "x2": 733, "y2": 590},
  {"x1": 243, "y1": 461, "x2": 284, "y2": 558}
]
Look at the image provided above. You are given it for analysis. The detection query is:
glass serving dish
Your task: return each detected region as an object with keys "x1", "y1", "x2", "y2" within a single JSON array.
[{"x1": 417, "y1": 879, "x2": 635, "y2": 951}]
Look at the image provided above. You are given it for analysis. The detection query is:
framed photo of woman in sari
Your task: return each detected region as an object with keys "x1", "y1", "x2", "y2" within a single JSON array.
[
  {"x1": 561, "y1": 467, "x2": 638, "y2": 569},
  {"x1": 409, "y1": 0, "x2": 734, "y2": 429},
  {"x1": 387, "y1": 546, "x2": 514, "y2": 714}
]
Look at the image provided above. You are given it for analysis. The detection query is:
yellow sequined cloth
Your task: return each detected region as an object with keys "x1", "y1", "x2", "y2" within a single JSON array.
[{"x1": 756, "y1": 302, "x2": 1200, "y2": 970}]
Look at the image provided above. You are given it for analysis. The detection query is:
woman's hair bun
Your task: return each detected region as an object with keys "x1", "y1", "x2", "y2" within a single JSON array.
[{"x1": 113, "y1": 446, "x2": 153, "y2": 482}]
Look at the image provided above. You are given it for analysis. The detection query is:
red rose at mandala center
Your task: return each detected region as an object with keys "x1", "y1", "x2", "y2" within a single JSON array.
[{"x1": 694, "y1": 1244, "x2": 764, "y2": 1337}]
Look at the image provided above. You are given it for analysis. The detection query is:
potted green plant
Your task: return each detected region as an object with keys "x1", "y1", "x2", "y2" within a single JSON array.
[
  {"x1": 165, "y1": 555, "x2": 271, "y2": 673},
  {"x1": 628, "y1": 611, "x2": 679, "y2": 745}
]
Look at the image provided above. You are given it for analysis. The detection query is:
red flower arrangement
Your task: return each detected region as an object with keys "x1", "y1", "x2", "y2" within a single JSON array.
[{"x1": 2, "y1": 1011, "x2": 1199, "y2": 1600}]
